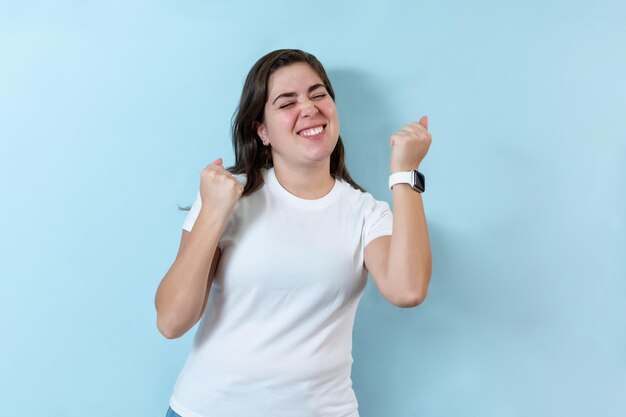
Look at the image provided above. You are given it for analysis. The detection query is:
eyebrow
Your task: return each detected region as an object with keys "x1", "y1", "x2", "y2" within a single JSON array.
[{"x1": 271, "y1": 83, "x2": 327, "y2": 105}]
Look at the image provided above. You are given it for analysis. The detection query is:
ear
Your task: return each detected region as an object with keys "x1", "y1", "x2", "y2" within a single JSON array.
[{"x1": 254, "y1": 121, "x2": 268, "y2": 144}]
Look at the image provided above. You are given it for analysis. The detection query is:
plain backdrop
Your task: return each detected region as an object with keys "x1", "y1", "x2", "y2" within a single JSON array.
[{"x1": 1, "y1": 1, "x2": 625, "y2": 416}]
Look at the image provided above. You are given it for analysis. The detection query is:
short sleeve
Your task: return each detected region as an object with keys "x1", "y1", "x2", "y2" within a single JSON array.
[
  {"x1": 182, "y1": 191, "x2": 202, "y2": 232},
  {"x1": 362, "y1": 197, "x2": 393, "y2": 247}
]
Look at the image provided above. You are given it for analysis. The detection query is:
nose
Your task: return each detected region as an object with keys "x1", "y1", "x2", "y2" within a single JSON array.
[{"x1": 299, "y1": 99, "x2": 319, "y2": 117}]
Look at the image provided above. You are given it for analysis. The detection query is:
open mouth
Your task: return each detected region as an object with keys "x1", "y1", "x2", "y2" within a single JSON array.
[{"x1": 297, "y1": 124, "x2": 326, "y2": 137}]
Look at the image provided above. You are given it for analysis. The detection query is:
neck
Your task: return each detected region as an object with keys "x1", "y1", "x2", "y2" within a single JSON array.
[{"x1": 272, "y1": 160, "x2": 335, "y2": 200}]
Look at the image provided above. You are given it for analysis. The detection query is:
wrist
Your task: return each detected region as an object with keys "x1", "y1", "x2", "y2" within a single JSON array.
[
  {"x1": 391, "y1": 183, "x2": 414, "y2": 191},
  {"x1": 198, "y1": 206, "x2": 230, "y2": 226},
  {"x1": 388, "y1": 169, "x2": 425, "y2": 193}
]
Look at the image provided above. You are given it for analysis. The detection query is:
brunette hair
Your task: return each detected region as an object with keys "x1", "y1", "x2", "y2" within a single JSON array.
[{"x1": 228, "y1": 48, "x2": 365, "y2": 196}]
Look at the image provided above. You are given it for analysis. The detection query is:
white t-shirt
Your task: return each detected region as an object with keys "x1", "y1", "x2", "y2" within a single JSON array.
[{"x1": 169, "y1": 167, "x2": 393, "y2": 417}]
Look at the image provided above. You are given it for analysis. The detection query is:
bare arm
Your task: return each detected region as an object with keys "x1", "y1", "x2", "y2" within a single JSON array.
[
  {"x1": 364, "y1": 116, "x2": 432, "y2": 308},
  {"x1": 155, "y1": 157, "x2": 242, "y2": 339},
  {"x1": 154, "y1": 210, "x2": 225, "y2": 339},
  {"x1": 364, "y1": 186, "x2": 431, "y2": 308}
]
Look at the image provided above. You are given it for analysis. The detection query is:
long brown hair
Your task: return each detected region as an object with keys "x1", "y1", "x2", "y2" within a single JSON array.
[{"x1": 228, "y1": 48, "x2": 365, "y2": 196}]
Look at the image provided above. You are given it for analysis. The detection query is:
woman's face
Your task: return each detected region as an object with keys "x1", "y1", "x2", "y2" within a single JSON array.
[{"x1": 256, "y1": 62, "x2": 339, "y2": 170}]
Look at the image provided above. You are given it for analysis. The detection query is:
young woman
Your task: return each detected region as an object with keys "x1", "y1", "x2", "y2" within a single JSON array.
[{"x1": 155, "y1": 49, "x2": 432, "y2": 417}]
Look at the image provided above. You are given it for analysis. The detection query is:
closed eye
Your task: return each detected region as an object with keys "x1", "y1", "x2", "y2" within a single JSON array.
[{"x1": 278, "y1": 92, "x2": 326, "y2": 109}]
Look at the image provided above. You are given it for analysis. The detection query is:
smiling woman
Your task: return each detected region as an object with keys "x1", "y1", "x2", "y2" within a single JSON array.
[
  {"x1": 154, "y1": 48, "x2": 433, "y2": 417},
  {"x1": 255, "y1": 62, "x2": 341, "y2": 188},
  {"x1": 228, "y1": 49, "x2": 365, "y2": 197}
]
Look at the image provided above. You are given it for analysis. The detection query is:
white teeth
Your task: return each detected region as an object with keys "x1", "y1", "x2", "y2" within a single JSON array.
[{"x1": 300, "y1": 126, "x2": 324, "y2": 136}]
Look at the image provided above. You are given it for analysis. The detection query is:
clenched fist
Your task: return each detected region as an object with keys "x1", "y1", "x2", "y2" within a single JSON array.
[
  {"x1": 389, "y1": 116, "x2": 432, "y2": 173},
  {"x1": 199, "y1": 158, "x2": 244, "y2": 221}
]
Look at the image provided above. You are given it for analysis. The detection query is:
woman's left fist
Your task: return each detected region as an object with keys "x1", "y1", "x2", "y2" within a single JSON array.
[{"x1": 389, "y1": 116, "x2": 432, "y2": 173}]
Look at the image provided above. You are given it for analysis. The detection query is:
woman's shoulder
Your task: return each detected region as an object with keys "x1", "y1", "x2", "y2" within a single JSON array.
[{"x1": 337, "y1": 179, "x2": 389, "y2": 209}]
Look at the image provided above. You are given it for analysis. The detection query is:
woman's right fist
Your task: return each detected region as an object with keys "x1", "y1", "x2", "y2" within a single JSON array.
[{"x1": 199, "y1": 158, "x2": 244, "y2": 220}]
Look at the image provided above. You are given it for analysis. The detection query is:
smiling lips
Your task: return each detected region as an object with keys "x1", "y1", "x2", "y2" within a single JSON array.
[{"x1": 297, "y1": 124, "x2": 326, "y2": 138}]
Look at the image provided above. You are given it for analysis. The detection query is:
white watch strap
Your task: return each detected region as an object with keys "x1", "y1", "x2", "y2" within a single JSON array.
[{"x1": 388, "y1": 171, "x2": 413, "y2": 189}]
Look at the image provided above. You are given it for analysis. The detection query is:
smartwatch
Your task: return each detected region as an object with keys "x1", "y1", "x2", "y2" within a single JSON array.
[{"x1": 388, "y1": 170, "x2": 425, "y2": 193}]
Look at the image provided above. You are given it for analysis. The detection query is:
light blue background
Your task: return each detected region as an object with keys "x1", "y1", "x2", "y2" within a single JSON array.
[{"x1": 1, "y1": 1, "x2": 624, "y2": 416}]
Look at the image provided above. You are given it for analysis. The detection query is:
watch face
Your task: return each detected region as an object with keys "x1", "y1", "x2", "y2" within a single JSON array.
[{"x1": 412, "y1": 170, "x2": 425, "y2": 192}]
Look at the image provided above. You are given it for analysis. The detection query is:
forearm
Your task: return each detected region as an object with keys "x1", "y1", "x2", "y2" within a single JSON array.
[
  {"x1": 387, "y1": 184, "x2": 432, "y2": 302},
  {"x1": 155, "y1": 210, "x2": 225, "y2": 338}
]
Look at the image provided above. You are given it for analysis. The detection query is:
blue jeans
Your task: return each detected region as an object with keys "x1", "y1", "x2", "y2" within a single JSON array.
[{"x1": 165, "y1": 406, "x2": 182, "y2": 417}]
